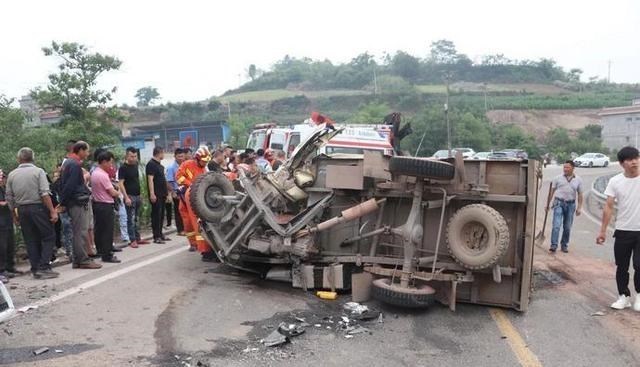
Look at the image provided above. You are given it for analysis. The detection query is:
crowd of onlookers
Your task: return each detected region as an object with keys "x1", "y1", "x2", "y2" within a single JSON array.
[{"x1": 0, "y1": 140, "x2": 286, "y2": 283}]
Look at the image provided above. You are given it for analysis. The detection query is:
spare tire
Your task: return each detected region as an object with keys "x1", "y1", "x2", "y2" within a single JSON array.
[
  {"x1": 446, "y1": 204, "x2": 509, "y2": 270},
  {"x1": 372, "y1": 278, "x2": 436, "y2": 308},
  {"x1": 389, "y1": 156, "x2": 455, "y2": 180},
  {"x1": 190, "y1": 172, "x2": 235, "y2": 223}
]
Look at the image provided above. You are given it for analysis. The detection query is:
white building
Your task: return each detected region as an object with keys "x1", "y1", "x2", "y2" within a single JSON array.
[{"x1": 599, "y1": 98, "x2": 640, "y2": 152}]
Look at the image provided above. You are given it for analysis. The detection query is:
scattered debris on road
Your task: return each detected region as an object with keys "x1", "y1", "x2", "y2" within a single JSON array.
[
  {"x1": 591, "y1": 311, "x2": 606, "y2": 317},
  {"x1": 32, "y1": 347, "x2": 49, "y2": 356},
  {"x1": 261, "y1": 329, "x2": 289, "y2": 347},
  {"x1": 316, "y1": 291, "x2": 337, "y2": 300},
  {"x1": 17, "y1": 305, "x2": 38, "y2": 313}
]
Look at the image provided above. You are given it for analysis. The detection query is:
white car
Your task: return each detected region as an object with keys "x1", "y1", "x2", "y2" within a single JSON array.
[
  {"x1": 432, "y1": 149, "x2": 454, "y2": 159},
  {"x1": 472, "y1": 151, "x2": 492, "y2": 160},
  {"x1": 453, "y1": 147, "x2": 476, "y2": 159},
  {"x1": 573, "y1": 153, "x2": 610, "y2": 168}
]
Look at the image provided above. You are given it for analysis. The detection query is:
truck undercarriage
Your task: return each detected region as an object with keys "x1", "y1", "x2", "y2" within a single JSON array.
[{"x1": 191, "y1": 126, "x2": 538, "y2": 311}]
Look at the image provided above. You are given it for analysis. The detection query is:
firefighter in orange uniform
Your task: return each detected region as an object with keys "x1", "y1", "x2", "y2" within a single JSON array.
[{"x1": 176, "y1": 146, "x2": 215, "y2": 260}]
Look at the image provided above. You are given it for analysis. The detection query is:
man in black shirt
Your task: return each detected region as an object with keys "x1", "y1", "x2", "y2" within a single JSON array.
[
  {"x1": 118, "y1": 147, "x2": 149, "y2": 248},
  {"x1": 146, "y1": 146, "x2": 171, "y2": 244},
  {"x1": 0, "y1": 169, "x2": 17, "y2": 282},
  {"x1": 59, "y1": 142, "x2": 102, "y2": 269},
  {"x1": 207, "y1": 150, "x2": 225, "y2": 173}
]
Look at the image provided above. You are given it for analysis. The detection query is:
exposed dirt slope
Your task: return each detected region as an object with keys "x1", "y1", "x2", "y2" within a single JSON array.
[{"x1": 486, "y1": 109, "x2": 601, "y2": 139}]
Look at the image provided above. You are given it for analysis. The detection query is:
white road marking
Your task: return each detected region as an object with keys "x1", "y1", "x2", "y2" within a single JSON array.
[{"x1": 9, "y1": 246, "x2": 186, "y2": 321}]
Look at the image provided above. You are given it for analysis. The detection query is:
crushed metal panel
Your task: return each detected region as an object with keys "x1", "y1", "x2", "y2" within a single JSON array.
[
  {"x1": 363, "y1": 151, "x2": 391, "y2": 180},
  {"x1": 326, "y1": 163, "x2": 364, "y2": 190}
]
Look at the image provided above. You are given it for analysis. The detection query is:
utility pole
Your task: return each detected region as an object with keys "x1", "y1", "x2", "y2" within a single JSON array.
[
  {"x1": 226, "y1": 102, "x2": 231, "y2": 121},
  {"x1": 445, "y1": 74, "x2": 452, "y2": 157},
  {"x1": 607, "y1": 60, "x2": 611, "y2": 83},
  {"x1": 483, "y1": 82, "x2": 488, "y2": 113},
  {"x1": 373, "y1": 66, "x2": 378, "y2": 95}
]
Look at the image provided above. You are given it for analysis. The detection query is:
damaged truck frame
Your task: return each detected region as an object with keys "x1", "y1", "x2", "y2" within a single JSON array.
[{"x1": 191, "y1": 125, "x2": 539, "y2": 311}]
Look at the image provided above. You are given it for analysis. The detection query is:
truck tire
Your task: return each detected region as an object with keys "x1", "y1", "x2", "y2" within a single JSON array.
[
  {"x1": 190, "y1": 172, "x2": 235, "y2": 223},
  {"x1": 389, "y1": 156, "x2": 455, "y2": 180},
  {"x1": 446, "y1": 204, "x2": 509, "y2": 270},
  {"x1": 372, "y1": 278, "x2": 436, "y2": 308}
]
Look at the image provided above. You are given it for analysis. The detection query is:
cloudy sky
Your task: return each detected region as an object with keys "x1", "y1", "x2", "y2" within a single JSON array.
[{"x1": 1, "y1": 0, "x2": 638, "y2": 105}]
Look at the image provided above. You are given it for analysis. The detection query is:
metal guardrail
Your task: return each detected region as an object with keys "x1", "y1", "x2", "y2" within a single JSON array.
[
  {"x1": 592, "y1": 173, "x2": 616, "y2": 197},
  {"x1": 589, "y1": 173, "x2": 617, "y2": 220}
]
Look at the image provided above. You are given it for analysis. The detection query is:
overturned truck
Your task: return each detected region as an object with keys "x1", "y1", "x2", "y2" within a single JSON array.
[{"x1": 191, "y1": 127, "x2": 539, "y2": 311}]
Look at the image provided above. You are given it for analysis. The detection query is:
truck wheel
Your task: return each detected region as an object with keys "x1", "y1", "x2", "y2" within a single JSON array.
[
  {"x1": 446, "y1": 204, "x2": 509, "y2": 270},
  {"x1": 389, "y1": 156, "x2": 455, "y2": 180},
  {"x1": 372, "y1": 278, "x2": 436, "y2": 308},
  {"x1": 190, "y1": 172, "x2": 235, "y2": 223}
]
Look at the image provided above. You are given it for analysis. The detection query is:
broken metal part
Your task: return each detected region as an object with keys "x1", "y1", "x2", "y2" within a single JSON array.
[
  {"x1": 33, "y1": 347, "x2": 49, "y2": 356},
  {"x1": 278, "y1": 322, "x2": 306, "y2": 337},
  {"x1": 262, "y1": 329, "x2": 289, "y2": 347}
]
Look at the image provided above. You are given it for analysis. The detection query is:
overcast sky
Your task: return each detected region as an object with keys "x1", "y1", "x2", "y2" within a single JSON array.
[{"x1": 1, "y1": 0, "x2": 638, "y2": 105}]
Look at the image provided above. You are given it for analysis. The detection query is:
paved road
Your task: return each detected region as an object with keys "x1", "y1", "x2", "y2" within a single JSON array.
[{"x1": 2, "y1": 164, "x2": 640, "y2": 367}]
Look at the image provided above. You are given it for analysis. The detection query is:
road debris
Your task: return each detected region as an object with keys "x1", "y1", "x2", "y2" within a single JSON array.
[
  {"x1": 316, "y1": 291, "x2": 337, "y2": 300},
  {"x1": 18, "y1": 305, "x2": 38, "y2": 313},
  {"x1": 278, "y1": 322, "x2": 306, "y2": 337},
  {"x1": 346, "y1": 326, "x2": 370, "y2": 335},
  {"x1": 54, "y1": 349, "x2": 64, "y2": 353},
  {"x1": 591, "y1": 311, "x2": 606, "y2": 317},
  {"x1": 343, "y1": 302, "x2": 369, "y2": 314},
  {"x1": 261, "y1": 329, "x2": 289, "y2": 347},
  {"x1": 32, "y1": 347, "x2": 49, "y2": 356}
]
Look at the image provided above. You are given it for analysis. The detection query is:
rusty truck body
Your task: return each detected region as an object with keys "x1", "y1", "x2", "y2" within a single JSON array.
[{"x1": 190, "y1": 125, "x2": 539, "y2": 311}]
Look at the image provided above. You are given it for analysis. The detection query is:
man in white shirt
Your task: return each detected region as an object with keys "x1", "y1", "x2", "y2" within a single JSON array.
[{"x1": 597, "y1": 146, "x2": 640, "y2": 310}]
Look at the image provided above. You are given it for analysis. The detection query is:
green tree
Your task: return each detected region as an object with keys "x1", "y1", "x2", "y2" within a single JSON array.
[
  {"x1": 428, "y1": 40, "x2": 460, "y2": 64},
  {"x1": 492, "y1": 124, "x2": 540, "y2": 157},
  {"x1": 247, "y1": 64, "x2": 258, "y2": 81},
  {"x1": 349, "y1": 102, "x2": 390, "y2": 123},
  {"x1": 546, "y1": 128, "x2": 571, "y2": 148},
  {"x1": 31, "y1": 41, "x2": 122, "y2": 120},
  {"x1": 390, "y1": 51, "x2": 421, "y2": 79},
  {"x1": 135, "y1": 86, "x2": 160, "y2": 107},
  {"x1": 453, "y1": 112, "x2": 492, "y2": 151}
]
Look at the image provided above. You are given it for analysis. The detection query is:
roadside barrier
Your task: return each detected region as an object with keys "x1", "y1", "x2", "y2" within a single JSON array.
[{"x1": 587, "y1": 173, "x2": 616, "y2": 221}]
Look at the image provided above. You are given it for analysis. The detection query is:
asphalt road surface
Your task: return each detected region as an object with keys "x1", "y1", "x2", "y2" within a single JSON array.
[{"x1": 2, "y1": 163, "x2": 639, "y2": 367}]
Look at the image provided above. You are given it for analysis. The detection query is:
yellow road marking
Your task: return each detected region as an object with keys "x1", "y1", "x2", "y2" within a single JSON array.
[{"x1": 489, "y1": 308, "x2": 543, "y2": 367}]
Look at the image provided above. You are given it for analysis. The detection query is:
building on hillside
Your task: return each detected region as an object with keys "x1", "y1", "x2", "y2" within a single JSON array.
[
  {"x1": 18, "y1": 95, "x2": 62, "y2": 127},
  {"x1": 599, "y1": 97, "x2": 640, "y2": 152},
  {"x1": 124, "y1": 121, "x2": 230, "y2": 152}
]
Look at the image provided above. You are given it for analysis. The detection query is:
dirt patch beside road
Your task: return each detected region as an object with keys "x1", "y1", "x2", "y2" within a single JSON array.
[{"x1": 487, "y1": 109, "x2": 600, "y2": 139}]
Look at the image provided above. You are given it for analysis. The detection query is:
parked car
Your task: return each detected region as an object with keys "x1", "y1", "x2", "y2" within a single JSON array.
[
  {"x1": 472, "y1": 152, "x2": 492, "y2": 160},
  {"x1": 432, "y1": 149, "x2": 454, "y2": 159},
  {"x1": 488, "y1": 151, "x2": 516, "y2": 160},
  {"x1": 573, "y1": 153, "x2": 610, "y2": 167},
  {"x1": 453, "y1": 147, "x2": 476, "y2": 159},
  {"x1": 501, "y1": 149, "x2": 528, "y2": 159}
]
